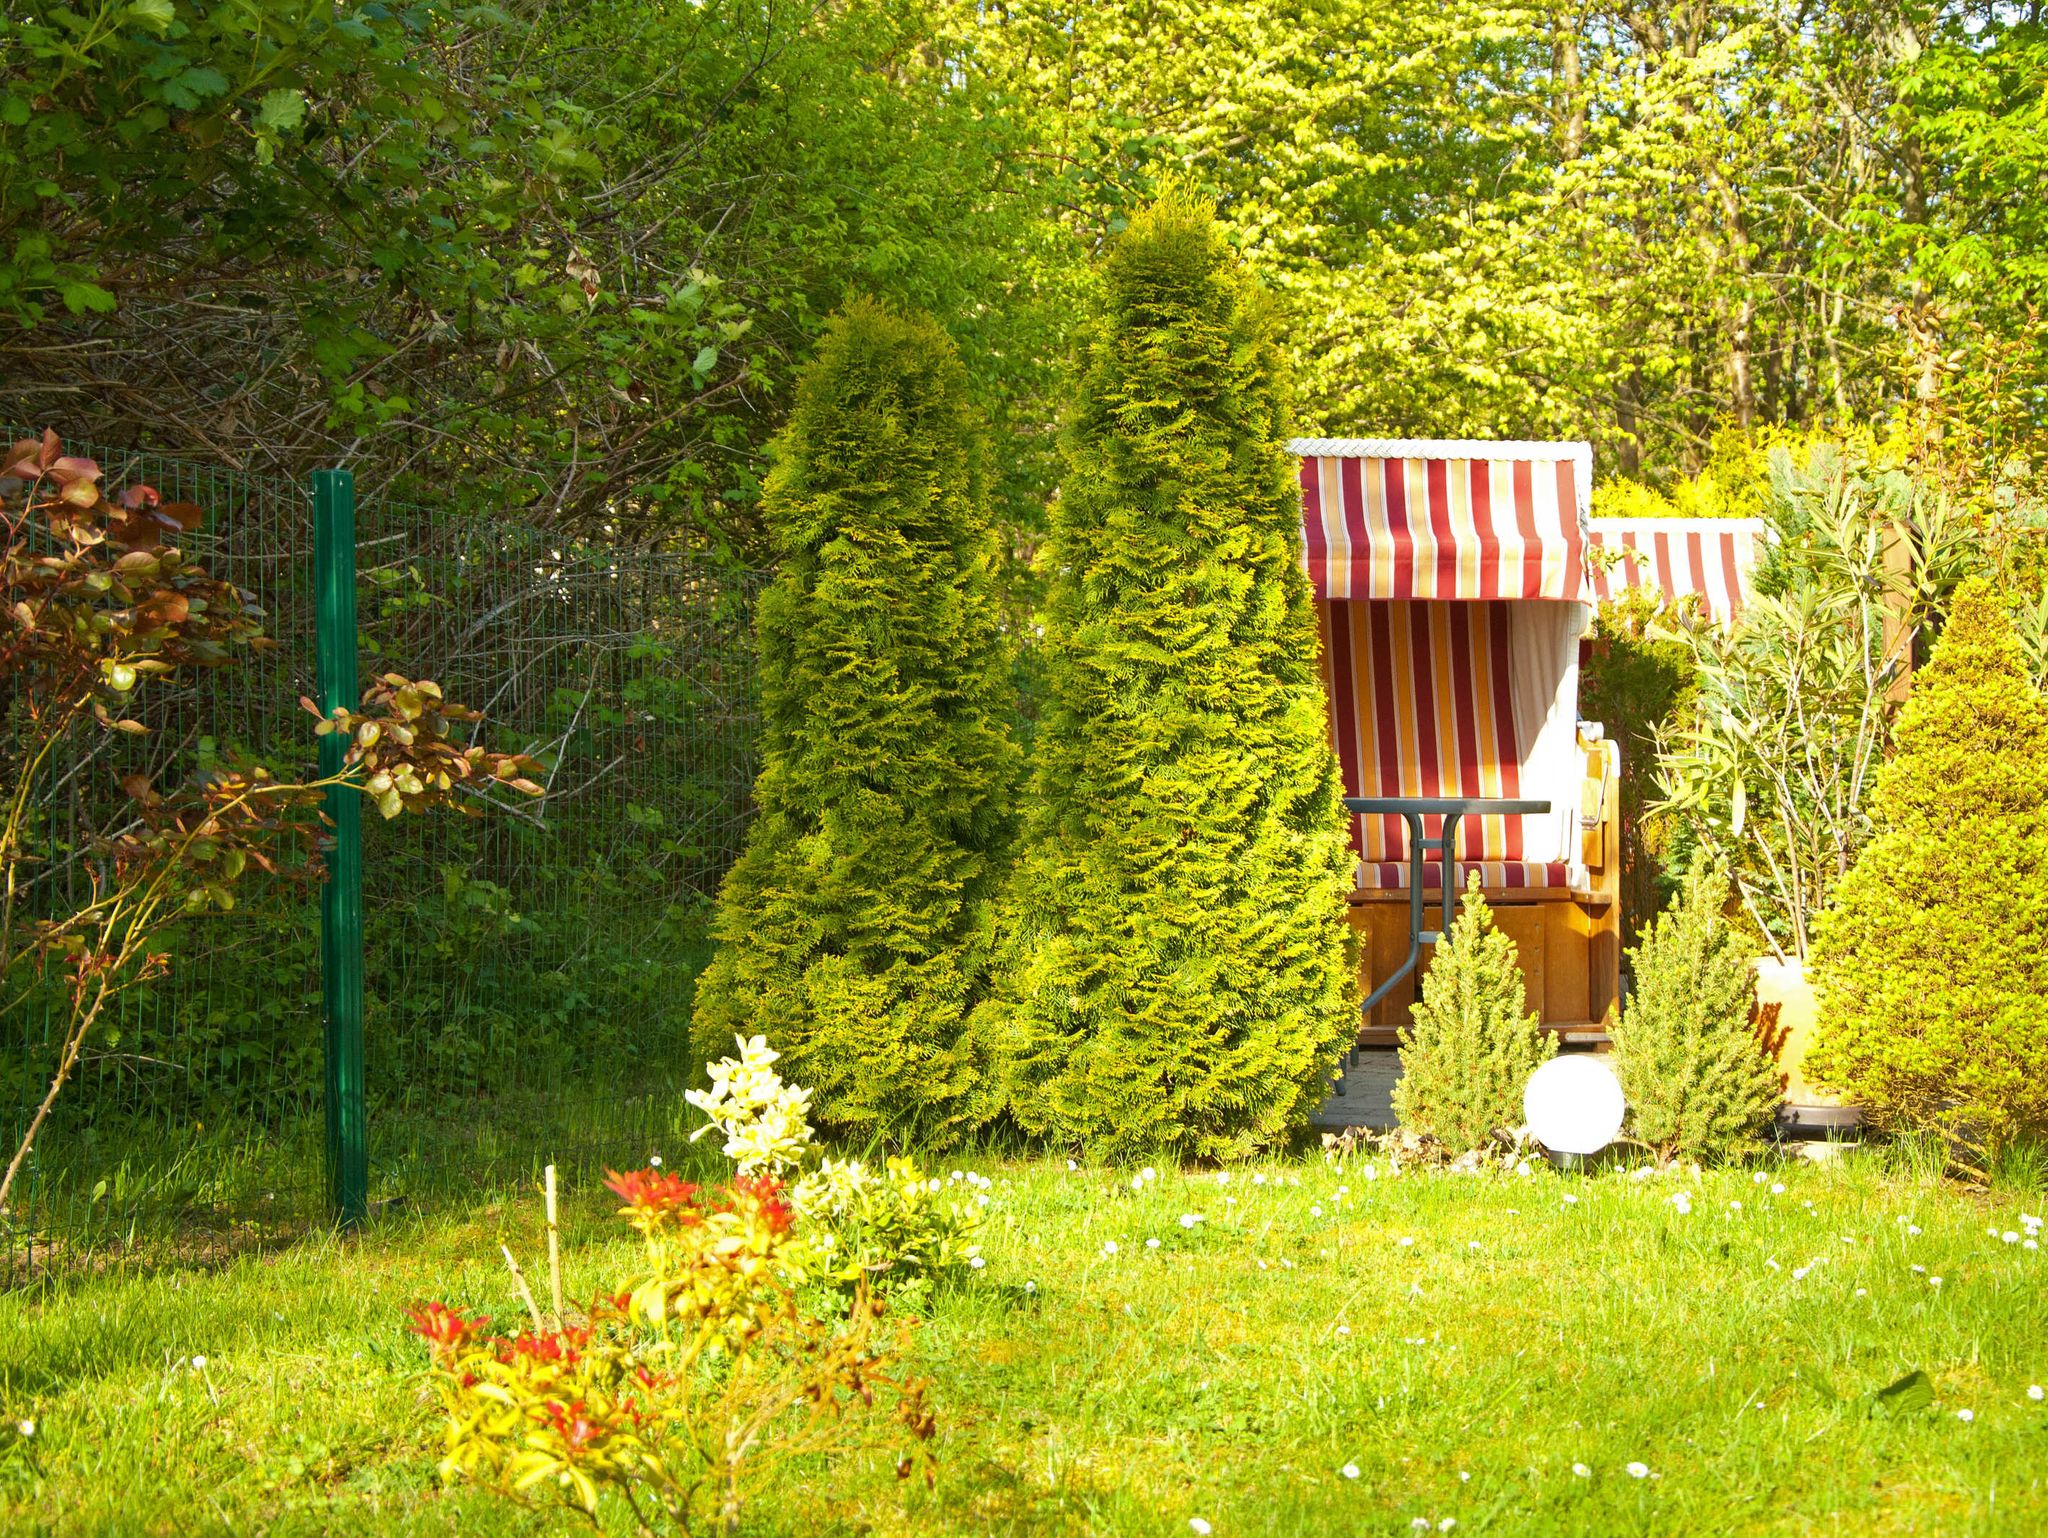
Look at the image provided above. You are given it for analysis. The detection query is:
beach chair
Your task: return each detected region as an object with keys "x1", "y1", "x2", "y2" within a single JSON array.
[{"x1": 1292, "y1": 439, "x2": 1622, "y2": 1044}]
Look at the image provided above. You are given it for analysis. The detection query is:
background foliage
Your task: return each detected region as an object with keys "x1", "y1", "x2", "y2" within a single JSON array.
[{"x1": 7, "y1": 0, "x2": 2043, "y2": 568}]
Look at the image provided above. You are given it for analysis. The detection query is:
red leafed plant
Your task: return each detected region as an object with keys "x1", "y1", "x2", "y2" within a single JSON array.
[
  {"x1": 408, "y1": 1169, "x2": 936, "y2": 1534},
  {"x1": 0, "y1": 431, "x2": 542, "y2": 1216}
]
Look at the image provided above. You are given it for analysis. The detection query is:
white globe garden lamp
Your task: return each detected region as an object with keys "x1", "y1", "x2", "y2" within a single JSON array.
[{"x1": 1523, "y1": 1055, "x2": 1626, "y2": 1167}]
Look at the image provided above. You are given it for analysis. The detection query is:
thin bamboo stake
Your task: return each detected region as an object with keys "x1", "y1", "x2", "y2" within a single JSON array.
[
  {"x1": 544, "y1": 1163, "x2": 563, "y2": 1323},
  {"x1": 501, "y1": 1244, "x2": 545, "y2": 1334}
]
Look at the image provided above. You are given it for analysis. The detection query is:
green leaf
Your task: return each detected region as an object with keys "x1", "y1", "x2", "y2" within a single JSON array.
[
  {"x1": 1867, "y1": 1369, "x2": 1935, "y2": 1418},
  {"x1": 257, "y1": 88, "x2": 307, "y2": 133},
  {"x1": 691, "y1": 344, "x2": 718, "y2": 377},
  {"x1": 127, "y1": 0, "x2": 175, "y2": 34},
  {"x1": 59, "y1": 281, "x2": 117, "y2": 315}
]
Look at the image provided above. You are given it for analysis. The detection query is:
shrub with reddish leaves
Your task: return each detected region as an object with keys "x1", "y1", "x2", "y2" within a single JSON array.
[
  {"x1": 408, "y1": 1169, "x2": 935, "y2": 1533},
  {"x1": 0, "y1": 431, "x2": 543, "y2": 1219}
]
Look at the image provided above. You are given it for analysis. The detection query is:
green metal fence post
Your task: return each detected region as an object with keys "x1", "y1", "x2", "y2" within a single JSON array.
[{"x1": 313, "y1": 469, "x2": 368, "y2": 1229}]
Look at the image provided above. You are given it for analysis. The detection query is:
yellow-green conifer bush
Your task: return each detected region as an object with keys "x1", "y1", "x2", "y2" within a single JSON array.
[
  {"x1": 692, "y1": 300, "x2": 1019, "y2": 1145},
  {"x1": 1609, "y1": 865, "x2": 1780, "y2": 1164},
  {"x1": 1809, "y1": 577, "x2": 2048, "y2": 1154},
  {"x1": 1391, "y1": 884, "x2": 1556, "y2": 1155},
  {"x1": 980, "y1": 192, "x2": 1357, "y2": 1161}
]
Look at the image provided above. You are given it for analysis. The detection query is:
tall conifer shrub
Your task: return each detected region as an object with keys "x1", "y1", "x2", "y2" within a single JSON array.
[
  {"x1": 1809, "y1": 577, "x2": 2048, "y2": 1153},
  {"x1": 981, "y1": 191, "x2": 1357, "y2": 1160},
  {"x1": 692, "y1": 300, "x2": 1018, "y2": 1144}
]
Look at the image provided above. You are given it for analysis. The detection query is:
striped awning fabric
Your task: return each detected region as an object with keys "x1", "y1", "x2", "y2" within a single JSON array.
[
  {"x1": 1319, "y1": 598, "x2": 1578, "y2": 892},
  {"x1": 1291, "y1": 439, "x2": 1592, "y2": 604},
  {"x1": 1585, "y1": 518, "x2": 1768, "y2": 627}
]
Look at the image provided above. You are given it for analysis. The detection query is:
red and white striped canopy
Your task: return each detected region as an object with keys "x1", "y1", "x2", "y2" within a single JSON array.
[
  {"x1": 1291, "y1": 440, "x2": 1592, "y2": 604},
  {"x1": 1585, "y1": 518, "x2": 1768, "y2": 627}
]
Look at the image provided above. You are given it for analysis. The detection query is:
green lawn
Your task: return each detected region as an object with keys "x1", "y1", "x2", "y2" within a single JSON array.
[{"x1": 2, "y1": 1150, "x2": 2044, "y2": 1536}]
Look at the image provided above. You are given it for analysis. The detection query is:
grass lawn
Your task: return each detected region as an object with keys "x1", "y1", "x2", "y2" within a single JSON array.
[{"x1": 1, "y1": 1149, "x2": 2043, "y2": 1536}]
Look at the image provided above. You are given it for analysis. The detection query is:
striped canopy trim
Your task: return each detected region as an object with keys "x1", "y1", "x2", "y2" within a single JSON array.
[
  {"x1": 1585, "y1": 518, "x2": 1769, "y2": 627},
  {"x1": 1357, "y1": 860, "x2": 1572, "y2": 891},
  {"x1": 1320, "y1": 599, "x2": 1572, "y2": 891},
  {"x1": 1293, "y1": 443, "x2": 1590, "y2": 603}
]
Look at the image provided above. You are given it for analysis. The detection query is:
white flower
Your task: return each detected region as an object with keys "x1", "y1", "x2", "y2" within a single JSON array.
[
  {"x1": 1468, "y1": 1241, "x2": 1482, "y2": 1250},
  {"x1": 1792, "y1": 1266, "x2": 1809, "y2": 1281},
  {"x1": 1562, "y1": 1194, "x2": 1579, "y2": 1206},
  {"x1": 1341, "y1": 1463, "x2": 1360, "y2": 1479},
  {"x1": 2021, "y1": 1212, "x2": 2041, "y2": 1232},
  {"x1": 2026, "y1": 1239, "x2": 2040, "y2": 1251},
  {"x1": 2002, "y1": 1231, "x2": 2020, "y2": 1244},
  {"x1": 1930, "y1": 1275, "x2": 1944, "y2": 1288},
  {"x1": 685, "y1": 1036, "x2": 815, "y2": 1175},
  {"x1": 1398, "y1": 1235, "x2": 1414, "y2": 1247},
  {"x1": 2027, "y1": 1385, "x2": 2043, "y2": 1401},
  {"x1": 1411, "y1": 1520, "x2": 1431, "y2": 1532},
  {"x1": 1771, "y1": 1182, "x2": 1786, "y2": 1194},
  {"x1": 1753, "y1": 1172, "x2": 1767, "y2": 1185},
  {"x1": 1147, "y1": 1238, "x2": 1162, "y2": 1250},
  {"x1": 1855, "y1": 1288, "x2": 1867, "y2": 1297},
  {"x1": 969, "y1": 1256, "x2": 986, "y2": 1270},
  {"x1": 1190, "y1": 1521, "x2": 1212, "y2": 1536},
  {"x1": 1911, "y1": 1264, "x2": 1927, "y2": 1273},
  {"x1": 1024, "y1": 1280, "x2": 1036, "y2": 1294},
  {"x1": 1908, "y1": 1225, "x2": 1922, "y2": 1236},
  {"x1": 1181, "y1": 1213, "x2": 1203, "y2": 1229},
  {"x1": 1335, "y1": 1324, "x2": 1351, "y2": 1336},
  {"x1": 15, "y1": 1420, "x2": 32, "y2": 1438},
  {"x1": 1253, "y1": 1173, "x2": 1267, "y2": 1186},
  {"x1": 1363, "y1": 1164, "x2": 1379, "y2": 1181},
  {"x1": 190, "y1": 1355, "x2": 208, "y2": 1372},
  {"x1": 1217, "y1": 1172, "x2": 1231, "y2": 1185},
  {"x1": 1067, "y1": 1159, "x2": 1078, "y2": 1171},
  {"x1": 1729, "y1": 1200, "x2": 1742, "y2": 1211},
  {"x1": 1459, "y1": 1471, "x2": 1471, "y2": 1482},
  {"x1": 1572, "y1": 1463, "x2": 1591, "y2": 1478},
  {"x1": 1102, "y1": 1241, "x2": 1119, "y2": 1256},
  {"x1": 1440, "y1": 1522, "x2": 1457, "y2": 1533},
  {"x1": 1626, "y1": 1462, "x2": 1650, "y2": 1478},
  {"x1": 1311, "y1": 1204, "x2": 1325, "y2": 1217},
  {"x1": 1132, "y1": 1175, "x2": 1147, "y2": 1192},
  {"x1": 648, "y1": 1154, "x2": 662, "y2": 1167},
  {"x1": 1515, "y1": 1160, "x2": 1532, "y2": 1177},
  {"x1": 1765, "y1": 1258, "x2": 1780, "y2": 1271},
  {"x1": 1336, "y1": 1185, "x2": 1349, "y2": 1196},
  {"x1": 1955, "y1": 1408, "x2": 1974, "y2": 1422}
]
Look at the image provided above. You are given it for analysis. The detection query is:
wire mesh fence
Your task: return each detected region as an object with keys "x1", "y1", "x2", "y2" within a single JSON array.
[{"x1": 3, "y1": 436, "x2": 761, "y2": 1286}]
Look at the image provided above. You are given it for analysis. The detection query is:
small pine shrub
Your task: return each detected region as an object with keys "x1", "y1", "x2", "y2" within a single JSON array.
[
  {"x1": 692, "y1": 300, "x2": 1018, "y2": 1145},
  {"x1": 1809, "y1": 576, "x2": 2048, "y2": 1154},
  {"x1": 1391, "y1": 883, "x2": 1556, "y2": 1154},
  {"x1": 1609, "y1": 864, "x2": 1780, "y2": 1164},
  {"x1": 977, "y1": 188, "x2": 1358, "y2": 1161}
]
